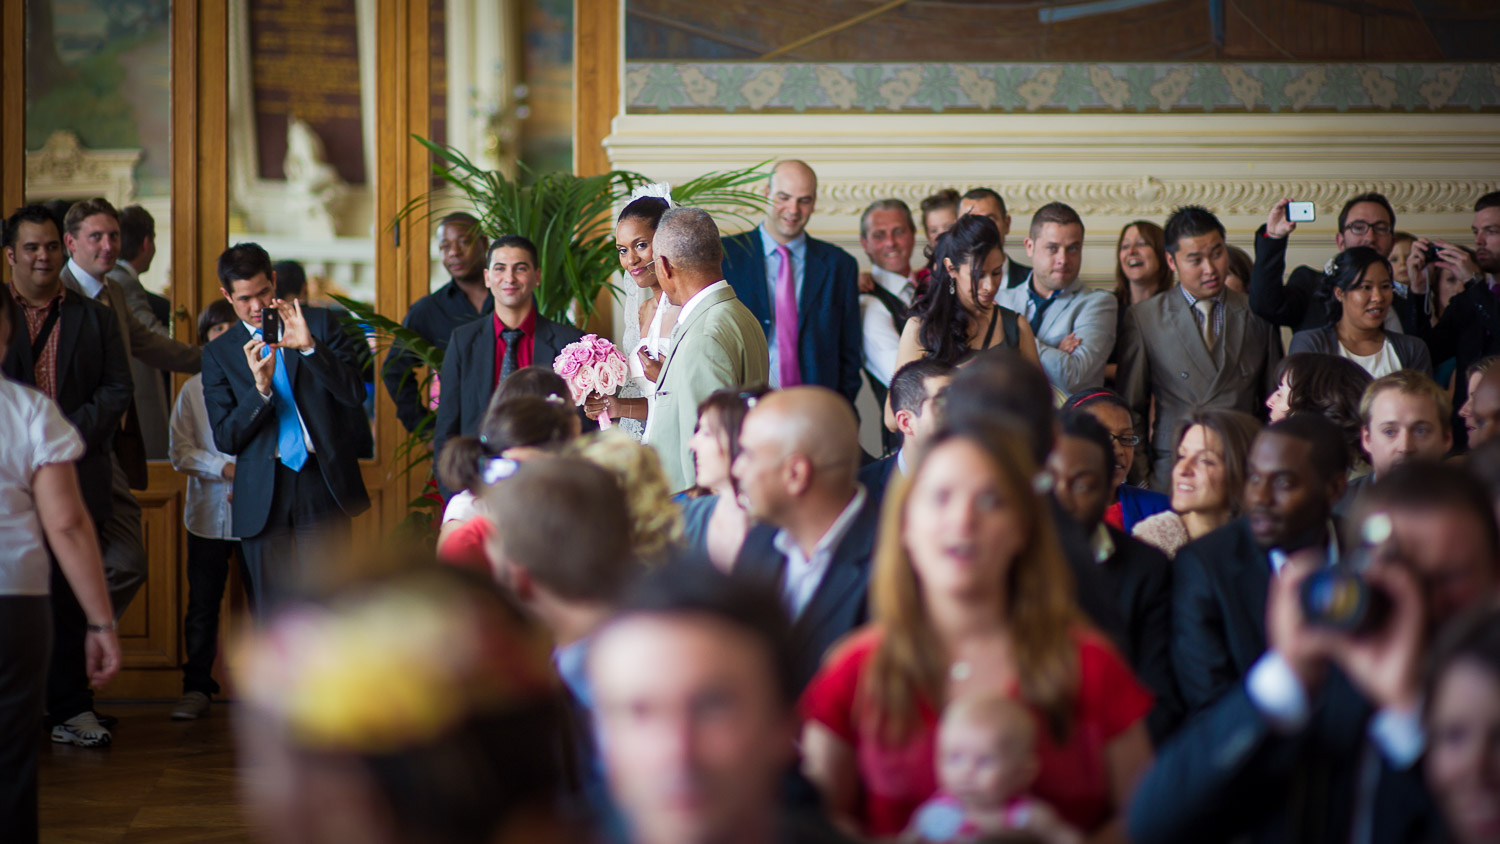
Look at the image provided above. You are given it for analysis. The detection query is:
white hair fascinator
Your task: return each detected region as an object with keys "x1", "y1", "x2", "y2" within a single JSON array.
[{"x1": 628, "y1": 182, "x2": 675, "y2": 207}]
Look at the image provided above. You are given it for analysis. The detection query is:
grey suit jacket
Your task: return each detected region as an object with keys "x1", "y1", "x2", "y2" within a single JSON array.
[
  {"x1": 1117, "y1": 286, "x2": 1281, "y2": 488},
  {"x1": 645, "y1": 283, "x2": 769, "y2": 492},
  {"x1": 995, "y1": 280, "x2": 1117, "y2": 392},
  {"x1": 62, "y1": 264, "x2": 201, "y2": 478},
  {"x1": 106, "y1": 263, "x2": 177, "y2": 460},
  {"x1": 1286, "y1": 324, "x2": 1433, "y2": 378}
]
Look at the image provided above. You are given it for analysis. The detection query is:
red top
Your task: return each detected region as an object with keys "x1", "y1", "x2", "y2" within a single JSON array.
[
  {"x1": 800, "y1": 625, "x2": 1152, "y2": 838},
  {"x1": 1102, "y1": 501, "x2": 1125, "y2": 531},
  {"x1": 437, "y1": 516, "x2": 494, "y2": 573},
  {"x1": 492, "y1": 308, "x2": 538, "y2": 387}
]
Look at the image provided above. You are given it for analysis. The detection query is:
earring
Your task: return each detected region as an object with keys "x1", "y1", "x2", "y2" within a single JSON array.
[{"x1": 949, "y1": 280, "x2": 956, "y2": 294}]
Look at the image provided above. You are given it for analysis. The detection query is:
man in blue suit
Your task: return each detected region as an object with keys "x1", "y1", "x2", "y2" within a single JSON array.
[{"x1": 721, "y1": 160, "x2": 862, "y2": 407}]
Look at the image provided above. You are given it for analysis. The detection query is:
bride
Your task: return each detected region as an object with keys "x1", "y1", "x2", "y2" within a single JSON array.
[{"x1": 584, "y1": 184, "x2": 679, "y2": 440}]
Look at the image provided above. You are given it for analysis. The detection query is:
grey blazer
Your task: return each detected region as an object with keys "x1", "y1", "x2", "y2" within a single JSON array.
[
  {"x1": 645, "y1": 283, "x2": 769, "y2": 493},
  {"x1": 62, "y1": 264, "x2": 202, "y2": 482},
  {"x1": 1287, "y1": 324, "x2": 1433, "y2": 378},
  {"x1": 1117, "y1": 286, "x2": 1281, "y2": 488}
]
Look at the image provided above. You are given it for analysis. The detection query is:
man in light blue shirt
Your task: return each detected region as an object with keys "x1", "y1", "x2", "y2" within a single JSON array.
[{"x1": 995, "y1": 202, "x2": 1116, "y2": 393}]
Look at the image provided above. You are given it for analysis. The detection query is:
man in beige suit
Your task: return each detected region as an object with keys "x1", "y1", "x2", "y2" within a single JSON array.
[
  {"x1": 644, "y1": 208, "x2": 769, "y2": 492},
  {"x1": 1118, "y1": 205, "x2": 1281, "y2": 488},
  {"x1": 61, "y1": 198, "x2": 201, "y2": 614}
]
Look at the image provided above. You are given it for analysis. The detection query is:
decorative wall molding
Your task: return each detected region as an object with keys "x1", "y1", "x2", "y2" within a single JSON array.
[
  {"x1": 625, "y1": 62, "x2": 1500, "y2": 115},
  {"x1": 813, "y1": 177, "x2": 1500, "y2": 219},
  {"x1": 25, "y1": 131, "x2": 141, "y2": 208}
]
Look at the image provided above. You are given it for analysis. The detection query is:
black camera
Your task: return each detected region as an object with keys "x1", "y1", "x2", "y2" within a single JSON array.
[
  {"x1": 1299, "y1": 513, "x2": 1393, "y2": 636},
  {"x1": 1424, "y1": 243, "x2": 1442, "y2": 265}
]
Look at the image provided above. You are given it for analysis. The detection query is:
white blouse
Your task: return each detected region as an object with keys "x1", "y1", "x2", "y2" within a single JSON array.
[
  {"x1": 169, "y1": 374, "x2": 238, "y2": 540},
  {"x1": 0, "y1": 378, "x2": 85, "y2": 595}
]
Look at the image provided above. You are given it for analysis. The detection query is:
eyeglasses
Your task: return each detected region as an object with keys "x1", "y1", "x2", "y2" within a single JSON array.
[
  {"x1": 1342, "y1": 221, "x2": 1393, "y2": 237},
  {"x1": 1111, "y1": 433, "x2": 1141, "y2": 447}
]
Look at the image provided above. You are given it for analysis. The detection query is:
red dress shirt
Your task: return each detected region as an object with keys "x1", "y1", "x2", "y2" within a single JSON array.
[{"x1": 492, "y1": 308, "x2": 538, "y2": 387}]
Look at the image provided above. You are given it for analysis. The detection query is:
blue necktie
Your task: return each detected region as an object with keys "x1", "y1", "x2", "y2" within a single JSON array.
[{"x1": 257, "y1": 331, "x2": 308, "y2": 471}]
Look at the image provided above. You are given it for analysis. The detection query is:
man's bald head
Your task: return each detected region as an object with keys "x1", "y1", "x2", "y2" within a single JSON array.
[
  {"x1": 731, "y1": 387, "x2": 859, "y2": 523},
  {"x1": 765, "y1": 160, "x2": 818, "y2": 243},
  {"x1": 654, "y1": 207, "x2": 724, "y2": 305}
]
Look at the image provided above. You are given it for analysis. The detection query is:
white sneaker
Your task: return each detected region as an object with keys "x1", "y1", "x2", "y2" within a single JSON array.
[
  {"x1": 171, "y1": 691, "x2": 210, "y2": 721},
  {"x1": 51, "y1": 711, "x2": 112, "y2": 747}
]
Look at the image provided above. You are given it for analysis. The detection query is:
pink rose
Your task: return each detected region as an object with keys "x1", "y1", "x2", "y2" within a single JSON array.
[
  {"x1": 607, "y1": 354, "x2": 629, "y2": 384},
  {"x1": 591, "y1": 335, "x2": 617, "y2": 360},
  {"x1": 554, "y1": 350, "x2": 582, "y2": 377},
  {"x1": 567, "y1": 366, "x2": 596, "y2": 404},
  {"x1": 594, "y1": 360, "x2": 620, "y2": 395}
]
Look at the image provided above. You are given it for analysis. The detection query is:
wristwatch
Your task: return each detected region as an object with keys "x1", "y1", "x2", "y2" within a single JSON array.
[{"x1": 86, "y1": 620, "x2": 118, "y2": 633}]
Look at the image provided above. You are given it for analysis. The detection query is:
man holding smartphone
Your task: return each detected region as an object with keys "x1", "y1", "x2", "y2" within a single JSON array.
[
  {"x1": 1250, "y1": 192, "x2": 1419, "y2": 334},
  {"x1": 201, "y1": 243, "x2": 370, "y2": 613}
]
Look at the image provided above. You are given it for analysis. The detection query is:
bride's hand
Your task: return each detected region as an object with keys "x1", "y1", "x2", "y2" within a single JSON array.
[
  {"x1": 638, "y1": 347, "x2": 663, "y2": 382},
  {"x1": 583, "y1": 392, "x2": 612, "y2": 420}
]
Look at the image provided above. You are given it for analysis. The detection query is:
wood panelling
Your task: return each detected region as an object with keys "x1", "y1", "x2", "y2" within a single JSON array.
[
  {"x1": 575, "y1": 0, "x2": 620, "y2": 179},
  {"x1": 0, "y1": 0, "x2": 23, "y2": 215}
]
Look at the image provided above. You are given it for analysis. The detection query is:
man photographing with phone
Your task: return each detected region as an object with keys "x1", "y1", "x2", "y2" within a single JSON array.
[
  {"x1": 1132, "y1": 460, "x2": 1500, "y2": 844},
  {"x1": 201, "y1": 243, "x2": 370, "y2": 614},
  {"x1": 1250, "y1": 193, "x2": 1420, "y2": 334}
]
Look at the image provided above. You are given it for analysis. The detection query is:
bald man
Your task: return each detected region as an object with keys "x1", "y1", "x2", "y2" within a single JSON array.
[
  {"x1": 731, "y1": 386, "x2": 877, "y2": 692},
  {"x1": 645, "y1": 208, "x2": 769, "y2": 492},
  {"x1": 721, "y1": 160, "x2": 862, "y2": 408}
]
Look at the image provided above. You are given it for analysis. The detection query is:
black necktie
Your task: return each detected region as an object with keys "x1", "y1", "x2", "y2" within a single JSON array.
[
  {"x1": 500, "y1": 327, "x2": 524, "y2": 381},
  {"x1": 1028, "y1": 288, "x2": 1057, "y2": 334}
]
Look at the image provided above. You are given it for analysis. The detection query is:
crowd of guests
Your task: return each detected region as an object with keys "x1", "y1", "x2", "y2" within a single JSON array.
[{"x1": 5, "y1": 169, "x2": 1500, "y2": 843}]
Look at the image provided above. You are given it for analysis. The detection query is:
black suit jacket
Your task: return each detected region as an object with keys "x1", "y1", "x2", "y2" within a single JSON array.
[
  {"x1": 2, "y1": 289, "x2": 132, "y2": 526},
  {"x1": 735, "y1": 491, "x2": 879, "y2": 694},
  {"x1": 431, "y1": 306, "x2": 586, "y2": 475},
  {"x1": 1129, "y1": 670, "x2": 1441, "y2": 844},
  {"x1": 1099, "y1": 526, "x2": 1183, "y2": 744},
  {"x1": 1249, "y1": 225, "x2": 1419, "y2": 335},
  {"x1": 856, "y1": 452, "x2": 899, "y2": 513},
  {"x1": 381, "y1": 280, "x2": 493, "y2": 433},
  {"x1": 1172, "y1": 517, "x2": 1344, "y2": 713},
  {"x1": 1412, "y1": 280, "x2": 1500, "y2": 449},
  {"x1": 201, "y1": 308, "x2": 371, "y2": 538}
]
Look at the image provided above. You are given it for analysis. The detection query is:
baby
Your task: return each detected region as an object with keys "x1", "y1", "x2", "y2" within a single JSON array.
[{"x1": 904, "y1": 693, "x2": 1079, "y2": 844}]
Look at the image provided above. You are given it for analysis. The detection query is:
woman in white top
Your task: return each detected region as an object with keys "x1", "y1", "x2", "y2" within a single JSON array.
[
  {"x1": 166, "y1": 300, "x2": 244, "y2": 721},
  {"x1": 0, "y1": 284, "x2": 119, "y2": 839},
  {"x1": 584, "y1": 187, "x2": 679, "y2": 438},
  {"x1": 1288, "y1": 246, "x2": 1433, "y2": 379},
  {"x1": 1132, "y1": 409, "x2": 1262, "y2": 558}
]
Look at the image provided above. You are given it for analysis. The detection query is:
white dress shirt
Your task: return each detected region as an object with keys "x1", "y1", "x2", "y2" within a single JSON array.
[
  {"x1": 0, "y1": 379, "x2": 86, "y2": 595},
  {"x1": 860, "y1": 265, "x2": 917, "y2": 387},
  {"x1": 243, "y1": 319, "x2": 317, "y2": 454},
  {"x1": 771, "y1": 485, "x2": 867, "y2": 619},
  {"x1": 169, "y1": 374, "x2": 238, "y2": 540},
  {"x1": 67, "y1": 258, "x2": 105, "y2": 299}
]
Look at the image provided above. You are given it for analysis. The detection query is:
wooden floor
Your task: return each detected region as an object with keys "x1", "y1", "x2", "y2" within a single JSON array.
[{"x1": 38, "y1": 702, "x2": 250, "y2": 843}]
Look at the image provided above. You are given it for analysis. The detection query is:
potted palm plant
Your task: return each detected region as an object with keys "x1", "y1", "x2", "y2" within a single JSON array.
[{"x1": 334, "y1": 137, "x2": 769, "y2": 533}]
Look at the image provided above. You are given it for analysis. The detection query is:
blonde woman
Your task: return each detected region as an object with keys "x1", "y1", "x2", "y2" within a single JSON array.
[{"x1": 570, "y1": 429, "x2": 683, "y2": 564}]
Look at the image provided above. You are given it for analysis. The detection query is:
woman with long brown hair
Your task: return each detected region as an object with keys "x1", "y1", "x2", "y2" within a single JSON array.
[{"x1": 799, "y1": 419, "x2": 1154, "y2": 841}]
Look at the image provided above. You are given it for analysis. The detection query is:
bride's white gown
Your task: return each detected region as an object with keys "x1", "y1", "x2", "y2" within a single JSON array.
[{"x1": 616, "y1": 285, "x2": 679, "y2": 441}]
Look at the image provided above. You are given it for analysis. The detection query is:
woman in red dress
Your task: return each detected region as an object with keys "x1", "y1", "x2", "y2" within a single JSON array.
[{"x1": 800, "y1": 419, "x2": 1155, "y2": 841}]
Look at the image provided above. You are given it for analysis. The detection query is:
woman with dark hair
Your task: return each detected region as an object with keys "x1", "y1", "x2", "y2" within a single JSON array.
[
  {"x1": 894, "y1": 214, "x2": 1041, "y2": 372},
  {"x1": 436, "y1": 380, "x2": 579, "y2": 569},
  {"x1": 1423, "y1": 606, "x2": 1500, "y2": 844},
  {"x1": 583, "y1": 189, "x2": 678, "y2": 439},
  {"x1": 1266, "y1": 352, "x2": 1373, "y2": 472},
  {"x1": 1289, "y1": 246, "x2": 1433, "y2": 379},
  {"x1": 800, "y1": 419, "x2": 1153, "y2": 839},
  {"x1": 1224, "y1": 245, "x2": 1252, "y2": 295},
  {"x1": 1064, "y1": 388, "x2": 1170, "y2": 532},
  {"x1": 680, "y1": 385, "x2": 770, "y2": 572},
  {"x1": 1131, "y1": 409, "x2": 1262, "y2": 558}
]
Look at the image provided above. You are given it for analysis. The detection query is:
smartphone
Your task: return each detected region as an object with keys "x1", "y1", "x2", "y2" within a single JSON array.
[
  {"x1": 1287, "y1": 201, "x2": 1316, "y2": 223},
  {"x1": 260, "y1": 307, "x2": 282, "y2": 344}
]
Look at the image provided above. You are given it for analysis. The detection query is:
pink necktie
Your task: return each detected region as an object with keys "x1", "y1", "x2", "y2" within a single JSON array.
[{"x1": 775, "y1": 243, "x2": 801, "y2": 388}]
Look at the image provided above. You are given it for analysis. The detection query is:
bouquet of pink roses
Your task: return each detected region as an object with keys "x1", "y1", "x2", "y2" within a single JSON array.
[{"x1": 553, "y1": 333, "x2": 630, "y2": 429}]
